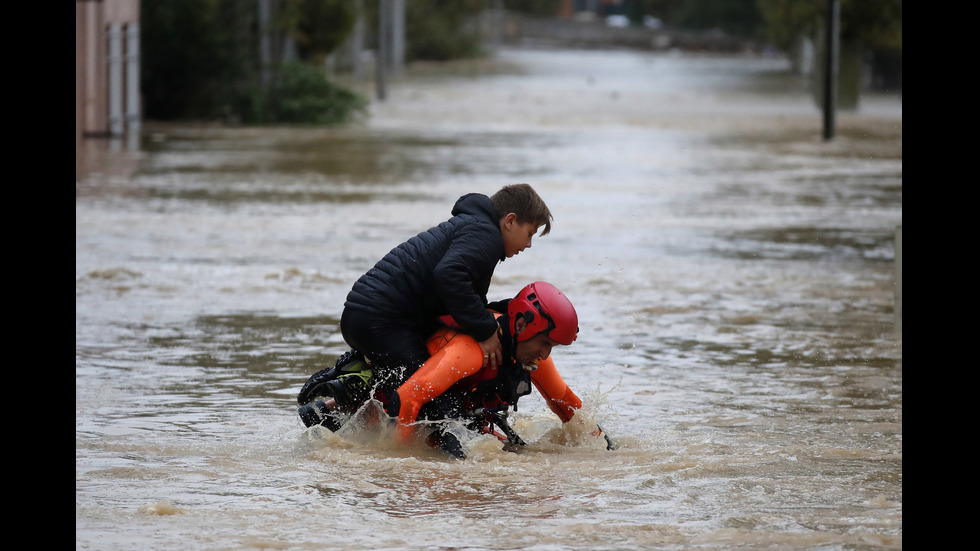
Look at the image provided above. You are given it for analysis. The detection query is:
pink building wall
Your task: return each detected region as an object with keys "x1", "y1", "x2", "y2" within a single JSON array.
[{"x1": 76, "y1": 0, "x2": 140, "y2": 143}]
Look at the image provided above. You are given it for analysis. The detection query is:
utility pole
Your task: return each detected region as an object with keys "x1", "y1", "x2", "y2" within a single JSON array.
[
  {"x1": 376, "y1": 0, "x2": 390, "y2": 100},
  {"x1": 391, "y1": 0, "x2": 405, "y2": 75},
  {"x1": 822, "y1": 0, "x2": 840, "y2": 140},
  {"x1": 375, "y1": 0, "x2": 405, "y2": 101},
  {"x1": 259, "y1": 0, "x2": 272, "y2": 87}
]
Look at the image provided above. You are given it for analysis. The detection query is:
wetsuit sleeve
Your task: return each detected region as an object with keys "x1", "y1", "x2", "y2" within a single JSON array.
[
  {"x1": 393, "y1": 329, "x2": 484, "y2": 441},
  {"x1": 530, "y1": 356, "x2": 582, "y2": 423}
]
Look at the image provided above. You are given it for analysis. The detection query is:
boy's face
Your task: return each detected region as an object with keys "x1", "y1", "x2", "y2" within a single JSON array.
[{"x1": 500, "y1": 213, "x2": 538, "y2": 258}]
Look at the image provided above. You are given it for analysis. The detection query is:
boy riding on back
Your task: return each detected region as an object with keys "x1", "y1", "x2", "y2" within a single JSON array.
[
  {"x1": 298, "y1": 281, "x2": 616, "y2": 458},
  {"x1": 328, "y1": 183, "x2": 553, "y2": 405}
]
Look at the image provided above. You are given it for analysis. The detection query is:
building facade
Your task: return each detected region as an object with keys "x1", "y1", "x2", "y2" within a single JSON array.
[{"x1": 76, "y1": 0, "x2": 141, "y2": 143}]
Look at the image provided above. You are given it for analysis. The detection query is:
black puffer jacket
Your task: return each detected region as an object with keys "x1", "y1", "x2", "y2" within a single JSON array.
[{"x1": 344, "y1": 193, "x2": 504, "y2": 342}]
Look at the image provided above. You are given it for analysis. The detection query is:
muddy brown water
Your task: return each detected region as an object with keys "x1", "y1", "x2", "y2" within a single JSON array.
[{"x1": 76, "y1": 47, "x2": 901, "y2": 551}]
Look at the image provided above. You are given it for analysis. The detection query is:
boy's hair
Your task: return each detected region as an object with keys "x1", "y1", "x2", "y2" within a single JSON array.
[{"x1": 490, "y1": 183, "x2": 553, "y2": 236}]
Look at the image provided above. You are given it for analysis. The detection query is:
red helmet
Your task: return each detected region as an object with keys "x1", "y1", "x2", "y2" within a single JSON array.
[{"x1": 508, "y1": 281, "x2": 578, "y2": 345}]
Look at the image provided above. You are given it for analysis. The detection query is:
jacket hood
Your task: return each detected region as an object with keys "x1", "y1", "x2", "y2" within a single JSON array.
[{"x1": 451, "y1": 193, "x2": 498, "y2": 221}]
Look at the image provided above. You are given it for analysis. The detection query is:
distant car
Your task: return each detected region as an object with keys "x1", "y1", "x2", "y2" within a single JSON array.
[
  {"x1": 605, "y1": 15, "x2": 629, "y2": 28},
  {"x1": 643, "y1": 16, "x2": 663, "y2": 29}
]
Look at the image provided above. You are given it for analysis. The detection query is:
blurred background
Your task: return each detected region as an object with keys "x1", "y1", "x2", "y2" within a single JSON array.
[{"x1": 76, "y1": 0, "x2": 901, "y2": 156}]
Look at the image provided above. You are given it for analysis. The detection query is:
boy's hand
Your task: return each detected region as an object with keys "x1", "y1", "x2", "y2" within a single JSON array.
[{"x1": 479, "y1": 332, "x2": 502, "y2": 368}]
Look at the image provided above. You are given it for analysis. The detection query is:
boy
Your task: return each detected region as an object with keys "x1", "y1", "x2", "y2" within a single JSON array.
[{"x1": 339, "y1": 183, "x2": 553, "y2": 396}]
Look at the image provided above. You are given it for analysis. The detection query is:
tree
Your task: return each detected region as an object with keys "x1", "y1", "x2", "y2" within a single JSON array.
[
  {"x1": 360, "y1": 0, "x2": 488, "y2": 62},
  {"x1": 141, "y1": 0, "x2": 366, "y2": 124},
  {"x1": 755, "y1": 0, "x2": 902, "y2": 101},
  {"x1": 670, "y1": 0, "x2": 767, "y2": 40},
  {"x1": 141, "y1": 0, "x2": 257, "y2": 120},
  {"x1": 274, "y1": 0, "x2": 359, "y2": 64}
]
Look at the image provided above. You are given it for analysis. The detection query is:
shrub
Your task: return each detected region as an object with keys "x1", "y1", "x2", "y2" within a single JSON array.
[{"x1": 247, "y1": 61, "x2": 368, "y2": 125}]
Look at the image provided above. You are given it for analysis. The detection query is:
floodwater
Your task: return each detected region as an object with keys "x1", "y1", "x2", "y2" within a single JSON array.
[{"x1": 76, "y1": 47, "x2": 902, "y2": 550}]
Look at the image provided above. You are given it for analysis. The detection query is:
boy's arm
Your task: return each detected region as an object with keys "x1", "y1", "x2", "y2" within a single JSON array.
[
  {"x1": 485, "y1": 298, "x2": 510, "y2": 313},
  {"x1": 432, "y1": 228, "x2": 502, "y2": 342}
]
